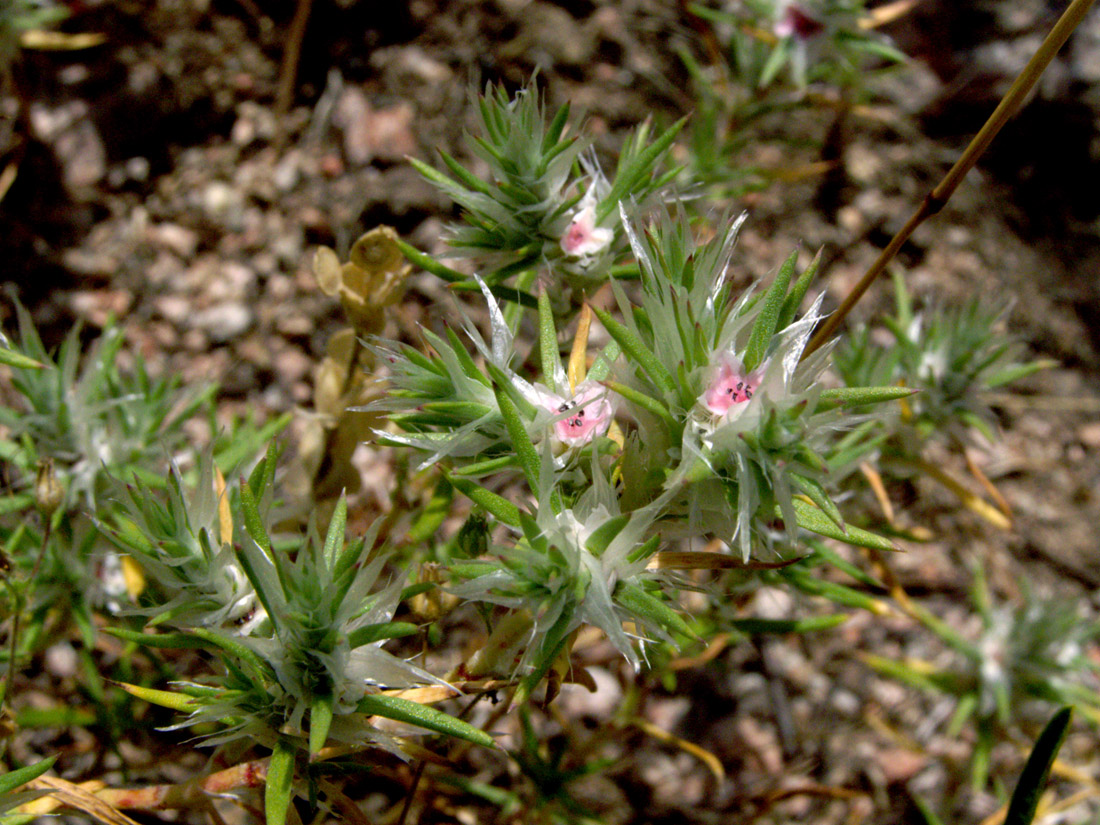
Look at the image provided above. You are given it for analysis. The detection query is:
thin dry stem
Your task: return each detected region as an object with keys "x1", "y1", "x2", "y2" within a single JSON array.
[{"x1": 803, "y1": 0, "x2": 1098, "y2": 358}]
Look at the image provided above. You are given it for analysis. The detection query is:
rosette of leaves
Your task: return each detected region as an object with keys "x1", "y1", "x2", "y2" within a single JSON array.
[
  {"x1": 0, "y1": 304, "x2": 213, "y2": 513},
  {"x1": 101, "y1": 456, "x2": 264, "y2": 633},
  {"x1": 372, "y1": 278, "x2": 620, "y2": 482},
  {"x1": 446, "y1": 454, "x2": 688, "y2": 704},
  {"x1": 834, "y1": 273, "x2": 1054, "y2": 457},
  {"x1": 692, "y1": 0, "x2": 905, "y2": 90},
  {"x1": 0, "y1": 306, "x2": 282, "y2": 651},
  {"x1": 863, "y1": 569, "x2": 1100, "y2": 789},
  {"x1": 679, "y1": 0, "x2": 905, "y2": 195},
  {"x1": 402, "y1": 81, "x2": 683, "y2": 302},
  {"x1": 595, "y1": 208, "x2": 905, "y2": 559},
  {"x1": 111, "y1": 445, "x2": 493, "y2": 825}
]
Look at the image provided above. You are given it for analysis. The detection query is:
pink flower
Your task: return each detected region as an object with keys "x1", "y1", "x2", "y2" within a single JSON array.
[
  {"x1": 561, "y1": 203, "x2": 613, "y2": 259},
  {"x1": 701, "y1": 355, "x2": 760, "y2": 418},
  {"x1": 532, "y1": 382, "x2": 614, "y2": 447},
  {"x1": 774, "y1": 2, "x2": 824, "y2": 40}
]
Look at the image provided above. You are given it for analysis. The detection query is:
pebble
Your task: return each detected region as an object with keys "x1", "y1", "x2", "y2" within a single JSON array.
[
  {"x1": 272, "y1": 345, "x2": 312, "y2": 384},
  {"x1": 201, "y1": 180, "x2": 246, "y2": 230},
  {"x1": 335, "y1": 87, "x2": 417, "y2": 166},
  {"x1": 148, "y1": 222, "x2": 200, "y2": 258},
  {"x1": 557, "y1": 666, "x2": 622, "y2": 719},
  {"x1": 154, "y1": 295, "x2": 191, "y2": 324},
  {"x1": 69, "y1": 289, "x2": 133, "y2": 325},
  {"x1": 1079, "y1": 420, "x2": 1100, "y2": 449},
  {"x1": 44, "y1": 642, "x2": 79, "y2": 679},
  {"x1": 191, "y1": 302, "x2": 253, "y2": 342},
  {"x1": 877, "y1": 748, "x2": 929, "y2": 784}
]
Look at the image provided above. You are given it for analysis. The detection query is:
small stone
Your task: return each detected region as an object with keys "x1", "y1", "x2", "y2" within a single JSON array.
[
  {"x1": 191, "y1": 302, "x2": 253, "y2": 342},
  {"x1": 275, "y1": 313, "x2": 313, "y2": 337},
  {"x1": 272, "y1": 345, "x2": 312, "y2": 385},
  {"x1": 202, "y1": 180, "x2": 246, "y2": 230},
  {"x1": 44, "y1": 642, "x2": 79, "y2": 679},
  {"x1": 557, "y1": 666, "x2": 621, "y2": 719},
  {"x1": 878, "y1": 748, "x2": 928, "y2": 784},
  {"x1": 148, "y1": 223, "x2": 200, "y2": 258},
  {"x1": 69, "y1": 289, "x2": 133, "y2": 326},
  {"x1": 154, "y1": 295, "x2": 191, "y2": 324},
  {"x1": 335, "y1": 87, "x2": 416, "y2": 166},
  {"x1": 320, "y1": 154, "x2": 344, "y2": 176},
  {"x1": 273, "y1": 151, "x2": 302, "y2": 192},
  {"x1": 56, "y1": 117, "x2": 107, "y2": 189},
  {"x1": 1079, "y1": 420, "x2": 1100, "y2": 449}
]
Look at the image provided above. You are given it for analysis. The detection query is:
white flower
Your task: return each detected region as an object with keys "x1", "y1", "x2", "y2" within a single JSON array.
[{"x1": 561, "y1": 201, "x2": 613, "y2": 260}]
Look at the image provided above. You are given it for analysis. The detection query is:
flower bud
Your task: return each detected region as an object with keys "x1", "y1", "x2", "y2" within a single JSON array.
[
  {"x1": 408, "y1": 562, "x2": 460, "y2": 622},
  {"x1": 35, "y1": 457, "x2": 64, "y2": 517}
]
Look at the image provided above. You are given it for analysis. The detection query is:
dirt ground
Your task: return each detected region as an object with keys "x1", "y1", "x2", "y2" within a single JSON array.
[{"x1": 2, "y1": 1, "x2": 1099, "y2": 823}]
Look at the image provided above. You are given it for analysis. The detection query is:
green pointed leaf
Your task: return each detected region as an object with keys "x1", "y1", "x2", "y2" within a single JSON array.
[
  {"x1": 587, "y1": 340, "x2": 621, "y2": 382},
  {"x1": 614, "y1": 581, "x2": 694, "y2": 641},
  {"x1": 357, "y1": 694, "x2": 495, "y2": 748},
  {"x1": 493, "y1": 386, "x2": 540, "y2": 490},
  {"x1": 591, "y1": 306, "x2": 676, "y2": 397},
  {"x1": 1004, "y1": 707, "x2": 1072, "y2": 825},
  {"x1": 104, "y1": 628, "x2": 212, "y2": 651},
  {"x1": 743, "y1": 250, "x2": 797, "y2": 372},
  {"x1": 729, "y1": 614, "x2": 847, "y2": 635},
  {"x1": 598, "y1": 117, "x2": 687, "y2": 223},
  {"x1": 0, "y1": 756, "x2": 56, "y2": 797},
  {"x1": 189, "y1": 627, "x2": 273, "y2": 681},
  {"x1": 986, "y1": 359, "x2": 1057, "y2": 388},
  {"x1": 0, "y1": 347, "x2": 45, "y2": 370},
  {"x1": 584, "y1": 514, "x2": 630, "y2": 557},
  {"x1": 817, "y1": 386, "x2": 917, "y2": 410},
  {"x1": 859, "y1": 653, "x2": 958, "y2": 694},
  {"x1": 780, "y1": 566, "x2": 887, "y2": 612},
  {"x1": 626, "y1": 533, "x2": 661, "y2": 564},
  {"x1": 408, "y1": 477, "x2": 454, "y2": 544},
  {"x1": 777, "y1": 248, "x2": 822, "y2": 329},
  {"x1": 790, "y1": 498, "x2": 896, "y2": 551},
  {"x1": 806, "y1": 539, "x2": 884, "y2": 589},
  {"x1": 602, "y1": 380, "x2": 677, "y2": 435},
  {"x1": 541, "y1": 102, "x2": 571, "y2": 154},
  {"x1": 347, "y1": 621, "x2": 420, "y2": 649},
  {"x1": 309, "y1": 694, "x2": 335, "y2": 756},
  {"x1": 115, "y1": 682, "x2": 200, "y2": 712},
  {"x1": 265, "y1": 738, "x2": 297, "y2": 825},
  {"x1": 537, "y1": 290, "x2": 560, "y2": 390},
  {"x1": 322, "y1": 495, "x2": 348, "y2": 570},
  {"x1": 408, "y1": 156, "x2": 468, "y2": 198},
  {"x1": 445, "y1": 474, "x2": 521, "y2": 527},
  {"x1": 483, "y1": 360, "x2": 538, "y2": 420},
  {"x1": 438, "y1": 150, "x2": 493, "y2": 195},
  {"x1": 394, "y1": 238, "x2": 467, "y2": 284},
  {"x1": 759, "y1": 39, "x2": 791, "y2": 88},
  {"x1": 239, "y1": 472, "x2": 272, "y2": 554},
  {"x1": 791, "y1": 474, "x2": 844, "y2": 530}
]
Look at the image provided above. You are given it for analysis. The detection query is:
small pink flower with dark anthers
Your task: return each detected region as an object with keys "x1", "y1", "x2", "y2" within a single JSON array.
[
  {"x1": 561, "y1": 203, "x2": 613, "y2": 259},
  {"x1": 701, "y1": 354, "x2": 760, "y2": 418},
  {"x1": 532, "y1": 382, "x2": 614, "y2": 447},
  {"x1": 774, "y1": 1, "x2": 825, "y2": 40}
]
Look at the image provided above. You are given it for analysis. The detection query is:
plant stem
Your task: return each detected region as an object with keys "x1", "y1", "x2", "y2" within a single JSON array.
[{"x1": 803, "y1": 0, "x2": 1097, "y2": 359}]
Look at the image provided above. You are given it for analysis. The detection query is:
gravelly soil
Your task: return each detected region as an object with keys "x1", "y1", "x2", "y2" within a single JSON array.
[{"x1": 2, "y1": 1, "x2": 1099, "y2": 823}]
